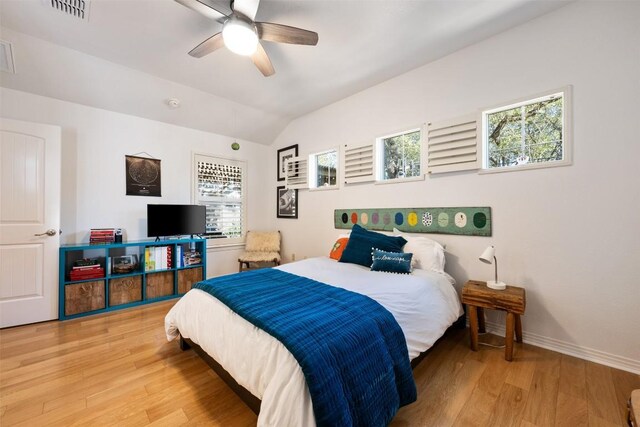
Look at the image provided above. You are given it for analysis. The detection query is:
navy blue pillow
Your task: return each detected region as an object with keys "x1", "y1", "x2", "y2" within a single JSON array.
[
  {"x1": 339, "y1": 224, "x2": 407, "y2": 267},
  {"x1": 371, "y1": 249, "x2": 412, "y2": 274}
]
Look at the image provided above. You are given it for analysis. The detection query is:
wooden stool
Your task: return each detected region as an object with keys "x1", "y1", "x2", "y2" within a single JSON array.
[{"x1": 462, "y1": 280, "x2": 526, "y2": 361}]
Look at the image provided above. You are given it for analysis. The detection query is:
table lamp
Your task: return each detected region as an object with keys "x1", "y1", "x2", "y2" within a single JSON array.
[{"x1": 479, "y1": 245, "x2": 506, "y2": 290}]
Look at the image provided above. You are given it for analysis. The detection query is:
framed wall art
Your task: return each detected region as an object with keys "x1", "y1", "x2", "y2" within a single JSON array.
[
  {"x1": 126, "y1": 154, "x2": 161, "y2": 197},
  {"x1": 277, "y1": 144, "x2": 298, "y2": 181},
  {"x1": 277, "y1": 186, "x2": 298, "y2": 219}
]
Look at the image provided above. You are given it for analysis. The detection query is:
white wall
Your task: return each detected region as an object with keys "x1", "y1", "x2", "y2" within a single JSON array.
[
  {"x1": 0, "y1": 27, "x2": 289, "y2": 145},
  {"x1": 270, "y1": 1, "x2": 640, "y2": 371},
  {"x1": 0, "y1": 87, "x2": 270, "y2": 277}
]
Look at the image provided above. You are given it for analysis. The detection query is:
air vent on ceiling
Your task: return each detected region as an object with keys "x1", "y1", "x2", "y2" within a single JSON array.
[
  {"x1": 0, "y1": 41, "x2": 16, "y2": 74},
  {"x1": 48, "y1": 0, "x2": 90, "y2": 20}
]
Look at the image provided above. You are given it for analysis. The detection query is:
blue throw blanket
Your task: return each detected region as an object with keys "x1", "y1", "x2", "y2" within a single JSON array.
[{"x1": 193, "y1": 268, "x2": 416, "y2": 427}]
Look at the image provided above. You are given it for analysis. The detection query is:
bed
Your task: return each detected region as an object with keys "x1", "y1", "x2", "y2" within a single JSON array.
[{"x1": 165, "y1": 255, "x2": 463, "y2": 426}]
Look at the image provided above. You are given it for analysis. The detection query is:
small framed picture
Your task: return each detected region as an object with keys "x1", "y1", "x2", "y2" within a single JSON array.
[
  {"x1": 111, "y1": 254, "x2": 138, "y2": 274},
  {"x1": 277, "y1": 144, "x2": 298, "y2": 181},
  {"x1": 277, "y1": 186, "x2": 298, "y2": 219}
]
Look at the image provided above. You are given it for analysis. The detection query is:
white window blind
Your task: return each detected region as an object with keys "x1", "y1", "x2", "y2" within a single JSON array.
[
  {"x1": 343, "y1": 143, "x2": 375, "y2": 184},
  {"x1": 285, "y1": 156, "x2": 309, "y2": 189},
  {"x1": 193, "y1": 154, "x2": 246, "y2": 244},
  {"x1": 426, "y1": 114, "x2": 480, "y2": 174}
]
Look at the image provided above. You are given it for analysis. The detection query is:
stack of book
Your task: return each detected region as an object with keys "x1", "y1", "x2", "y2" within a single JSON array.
[
  {"x1": 69, "y1": 259, "x2": 105, "y2": 281},
  {"x1": 175, "y1": 246, "x2": 201, "y2": 267},
  {"x1": 184, "y1": 249, "x2": 202, "y2": 266},
  {"x1": 145, "y1": 246, "x2": 173, "y2": 271},
  {"x1": 90, "y1": 228, "x2": 115, "y2": 244}
]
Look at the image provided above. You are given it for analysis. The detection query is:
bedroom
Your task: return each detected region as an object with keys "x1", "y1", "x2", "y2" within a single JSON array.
[{"x1": 0, "y1": 0, "x2": 639, "y2": 426}]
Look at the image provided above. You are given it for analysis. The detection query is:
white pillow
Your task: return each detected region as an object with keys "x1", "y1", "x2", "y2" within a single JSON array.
[{"x1": 392, "y1": 228, "x2": 445, "y2": 272}]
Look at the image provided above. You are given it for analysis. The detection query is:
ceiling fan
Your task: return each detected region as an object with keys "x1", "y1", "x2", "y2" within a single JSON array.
[{"x1": 175, "y1": 0, "x2": 319, "y2": 77}]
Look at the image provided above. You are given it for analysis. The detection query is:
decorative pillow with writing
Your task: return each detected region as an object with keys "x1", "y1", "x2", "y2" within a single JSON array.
[
  {"x1": 392, "y1": 228, "x2": 445, "y2": 272},
  {"x1": 339, "y1": 224, "x2": 407, "y2": 267},
  {"x1": 329, "y1": 237, "x2": 349, "y2": 261},
  {"x1": 371, "y1": 249, "x2": 412, "y2": 274}
]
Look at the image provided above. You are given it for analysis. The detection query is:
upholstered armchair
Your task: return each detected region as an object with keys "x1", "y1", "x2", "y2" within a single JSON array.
[{"x1": 238, "y1": 231, "x2": 281, "y2": 272}]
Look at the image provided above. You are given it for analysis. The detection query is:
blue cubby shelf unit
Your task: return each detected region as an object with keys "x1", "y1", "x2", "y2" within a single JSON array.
[{"x1": 59, "y1": 238, "x2": 207, "y2": 320}]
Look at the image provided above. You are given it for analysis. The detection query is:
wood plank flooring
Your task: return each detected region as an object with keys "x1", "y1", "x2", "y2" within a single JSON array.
[{"x1": 1, "y1": 301, "x2": 638, "y2": 426}]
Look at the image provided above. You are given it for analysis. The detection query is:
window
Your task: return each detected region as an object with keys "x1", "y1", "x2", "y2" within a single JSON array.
[
  {"x1": 483, "y1": 88, "x2": 571, "y2": 171},
  {"x1": 309, "y1": 149, "x2": 338, "y2": 188},
  {"x1": 193, "y1": 153, "x2": 246, "y2": 245},
  {"x1": 376, "y1": 129, "x2": 422, "y2": 181}
]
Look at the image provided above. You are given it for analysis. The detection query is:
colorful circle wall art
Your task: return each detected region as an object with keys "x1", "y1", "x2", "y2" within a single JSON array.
[
  {"x1": 454, "y1": 212, "x2": 467, "y2": 228},
  {"x1": 437, "y1": 213, "x2": 449, "y2": 227},
  {"x1": 422, "y1": 212, "x2": 433, "y2": 227},
  {"x1": 334, "y1": 207, "x2": 491, "y2": 236},
  {"x1": 394, "y1": 213, "x2": 404, "y2": 226},
  {"x1": 473, "y1": 212, "x2": 487, "y2": 228},
  {"x1": 407, "y1": 212, "x2": 418, "y2": 227}
]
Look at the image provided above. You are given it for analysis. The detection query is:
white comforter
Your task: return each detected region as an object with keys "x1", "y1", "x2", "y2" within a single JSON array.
[{"x1": 165, "y1": 257, "x2": 463, "y2": 426}]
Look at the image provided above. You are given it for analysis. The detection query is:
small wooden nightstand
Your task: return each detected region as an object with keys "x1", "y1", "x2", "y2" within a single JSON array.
[{"x1": 462, "y1": 280, "x2": 526, "y2": 361}]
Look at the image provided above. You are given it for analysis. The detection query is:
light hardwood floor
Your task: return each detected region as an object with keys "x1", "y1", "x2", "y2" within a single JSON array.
[{"x1": 1, "y1": 301, "x2": 638, "y2": 426}]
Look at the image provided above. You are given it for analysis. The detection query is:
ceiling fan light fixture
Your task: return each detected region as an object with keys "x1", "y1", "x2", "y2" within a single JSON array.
[{"x1": 222, "y1": 16, "x2": 258, "y2": 56}]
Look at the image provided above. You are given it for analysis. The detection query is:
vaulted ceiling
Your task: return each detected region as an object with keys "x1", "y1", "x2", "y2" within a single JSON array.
[{"x1": 0, "y1": 0, "x2": 570, "y2": 144}]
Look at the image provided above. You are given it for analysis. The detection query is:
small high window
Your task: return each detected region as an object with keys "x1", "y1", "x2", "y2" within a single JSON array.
[
  {"x1": 376, "y1": 129, "x2": 421, "y2": 181},
  {"x1": 483, "y1": 88, "x2": 571, "y2": 171},
  {"x1": 309, "y1": 149, "x2": 338, "y2": 189}
]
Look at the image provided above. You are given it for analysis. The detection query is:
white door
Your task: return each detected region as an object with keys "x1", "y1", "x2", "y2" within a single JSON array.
[{"x1": 0, "y1": 118, "x2": 61, "y2": 328}]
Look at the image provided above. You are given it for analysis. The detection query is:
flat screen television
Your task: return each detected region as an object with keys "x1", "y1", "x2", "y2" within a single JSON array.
[{"x1": 147, "y1": 204, "x2": 206, "y2": 238}]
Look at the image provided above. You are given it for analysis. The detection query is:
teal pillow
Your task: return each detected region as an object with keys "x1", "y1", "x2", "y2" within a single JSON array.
[
  {"x1": 371, "y1": 249, "x2": 412, "y2": 274},
  {"x1": 339, "y1": 224, "x2": 407, "y2": 267}
]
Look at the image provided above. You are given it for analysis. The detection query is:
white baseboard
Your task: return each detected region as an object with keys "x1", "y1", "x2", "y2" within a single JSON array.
[{"x1": 482, "y1": 320, "x2": 640, "y2": 375}]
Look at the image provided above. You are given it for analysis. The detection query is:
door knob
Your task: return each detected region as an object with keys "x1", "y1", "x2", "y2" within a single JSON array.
[{"x1": 34, "y1": 229, "x2": 58, "y2": 237}]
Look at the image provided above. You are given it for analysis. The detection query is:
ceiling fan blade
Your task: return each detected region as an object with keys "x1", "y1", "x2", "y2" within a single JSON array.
[
  {"x1": 174, "y1": 0, "x2": 230, "y2": 21},
  {"x1": 251, "y1": 43, "x2": 275, "y2": 77},
  {"x1": 232, "y1": 0, "x2": 260, "y2": 21},
  {"x1": 189, "y1": 32, "x2": 225, "y2": 58},
  {"x1": 256, "y1": 22, "x2": 318, "y2": 46}
]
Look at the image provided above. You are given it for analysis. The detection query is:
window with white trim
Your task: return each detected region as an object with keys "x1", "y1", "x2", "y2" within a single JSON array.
[
  {"x1": 376, "y1": 128, "x2": 422, "y2": 181},
  {"x1": 193, "y1": 154, "x2": 246, "y2": 244},
  {"x1": 309, "y1": 149, "x2": 338, "y2": 188},
  {"x1": 482, "y1": 88, "x2": 571, "y2": 171}
]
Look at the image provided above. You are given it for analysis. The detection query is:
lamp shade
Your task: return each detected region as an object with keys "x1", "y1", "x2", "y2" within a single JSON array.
[
  {"x1": 478, "y1": 245, "x2": 506, "y2": 290},
  {"x1": 479, "y1": 246, "x2": 495, "y2": 264}
]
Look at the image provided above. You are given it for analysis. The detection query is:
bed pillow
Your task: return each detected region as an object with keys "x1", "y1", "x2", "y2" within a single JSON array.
[
  {"x1": 339, "y1": 224, "x2": 407, "y2": 267},
  {"x1": 392, "y1": 228, "x2": 445, "y2": 272},
  {"x1": 370, "y1": 249, "x2": 412, "y2": 274},
  {"x1": 329, "y1": 237, "x2": 349, "y2": 260}
]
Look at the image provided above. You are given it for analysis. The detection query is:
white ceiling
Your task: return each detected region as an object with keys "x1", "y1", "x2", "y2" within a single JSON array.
[{"x1": 0, "y1": 0, "x2": 570, "y2": 144}]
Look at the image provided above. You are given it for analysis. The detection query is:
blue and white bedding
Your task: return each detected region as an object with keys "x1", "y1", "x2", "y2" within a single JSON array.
[
  {"x1": 193, "y1": 268, "x2": 416, "y2": 426},
  {"x1": 165, "y1": 257, "x2": 463, "y2": 427}
]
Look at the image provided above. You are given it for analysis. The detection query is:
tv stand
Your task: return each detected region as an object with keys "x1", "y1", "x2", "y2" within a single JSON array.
[{"x1": 58, "y1": 237, "x2": 206, "y2": 320}]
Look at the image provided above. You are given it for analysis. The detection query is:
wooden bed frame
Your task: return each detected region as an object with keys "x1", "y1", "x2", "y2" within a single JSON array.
[{"x1": 179, "y1": 314, "x2": 466, "y2": 415}]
